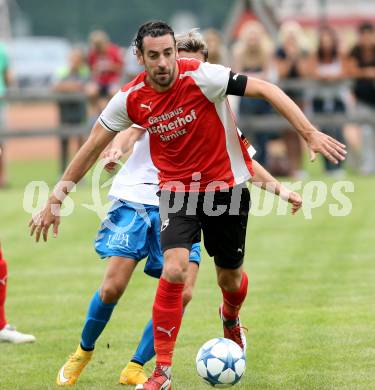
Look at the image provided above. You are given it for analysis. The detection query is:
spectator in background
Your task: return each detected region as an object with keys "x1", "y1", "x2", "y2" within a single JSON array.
[
  {"x1": 86, "y1": 30, "x2": 124, "y2": 117},
  {"x1": 53, "y1": 48, "x2": 91, "y2": 172},
  {"x1": 0, "y1": 42, "x2": 10, "y2": 188},
  {"x1": 124, "y1": 43, "x2": 144, "y2": 82},
  {"x1": 231, "y1": 21, "x2": 275, "y2": 169},
  {"x1": 203, "y1": 28, "x2": 228, "y2": 65},
  {"x1": 309, "y1": 26, "x2": 347, "y2": 176},
  {"x1": 276, "y1": 21, "x2": 310, "y2": 177},
  {"x1": 346, "y1": 21, "x2": 375, "y2": 175}
]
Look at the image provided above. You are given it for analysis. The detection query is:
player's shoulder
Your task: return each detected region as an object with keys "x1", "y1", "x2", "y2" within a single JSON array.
[
  {"x1": 120, "y1": 72, "x2": 146, "y2": 94},
  {"x1": 178, "y1": 57, "x2": 202, "y2": 73}
]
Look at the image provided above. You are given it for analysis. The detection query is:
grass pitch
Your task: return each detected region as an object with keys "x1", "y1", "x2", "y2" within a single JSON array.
[{"x1": 0, "y1": 160, "x2": 374, "y2": 390}]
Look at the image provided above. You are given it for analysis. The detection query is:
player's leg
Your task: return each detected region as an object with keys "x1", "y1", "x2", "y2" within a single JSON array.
[
  {"x1": 124, "y1": 262, "x2": 200, "y2": 376},
  {"x1": 56, "y1": 256, "x2": 137, "y2": 386},
  {"x1": 216, "y1": 265, "x2": 248, "y2": 351},
  {"x1": 202, "y1": 184, "x2": 250, "y2": 351},
  {"x1": 81, "y1": 256, "x2": 137, "y2": 350},
  {"x1": 121, "y1": 239, "x2": 200, "y2": 385},
  {"x1": 0, "y1": 245, "x2": 36, "y2": 344},
  {"x1": 144, "y1": 248, "x2": 188, "y2": 388},
  {"x1": 120, "y1": 205, "x2": 162, "y2": 385},
  {"x1": 0, "y1": 245, "x2": 8, "y2": 333},
  {"x1": 57, "y1": 200, "x2": 148, "y2": 386},
  {"x1": 139, "y1": 192, "x2": 199, "y2": 390}
]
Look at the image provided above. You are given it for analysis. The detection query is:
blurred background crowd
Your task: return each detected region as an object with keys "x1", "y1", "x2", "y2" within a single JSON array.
[{"x1": 0, "y1": 0, "x2": 375, "y2": 187}]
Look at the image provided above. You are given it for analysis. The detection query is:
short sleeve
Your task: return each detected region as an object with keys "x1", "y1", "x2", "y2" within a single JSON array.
[
  {"x1": 186, "y1": 62, "x2": 231, "y2": 102},
  {"x1": 99, "y1": 90, "x2": 133, "y2": 132}
]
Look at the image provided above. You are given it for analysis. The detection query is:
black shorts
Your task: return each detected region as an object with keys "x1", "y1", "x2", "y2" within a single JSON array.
[{"x1": 159, "y1": 183, "x2": 251, "y2": 269}]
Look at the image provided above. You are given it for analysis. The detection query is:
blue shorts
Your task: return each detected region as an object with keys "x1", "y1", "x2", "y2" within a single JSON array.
[{"x1": 94, "y1": 200, "x2": 201, "y2": 278}]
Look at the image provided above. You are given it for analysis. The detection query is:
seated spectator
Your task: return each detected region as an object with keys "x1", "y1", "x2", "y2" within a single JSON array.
[
  {"x1": 124, "y1": 42, "x2": 143, "y2": 82},
  {"x1": 53, "y1": 48, "x2": 90, "y2": 171},
  {"x1": 231, "y1": 21, "x2": 276, "y2": 169},
  {"x1": 346, "y1": 21, "x2": 375, "y2": 175},
  {"x1": 276, "y1": 21, "x2": 310, "y2": 177},
  {"x1": 309, "y1": 26, "x2": 347, "y2": 176},
  {"x1": 86, "y1": 30, "x2": 124, "y2": 117},
  {"x1": 203, "y1": 28, "x2": 228, "y2": 65}
]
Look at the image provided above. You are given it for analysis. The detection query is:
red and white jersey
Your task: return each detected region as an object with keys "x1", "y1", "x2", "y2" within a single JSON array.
[
  {"x1": 99, "y1": 58, "x2": 254, "y2": 191},
  {"x1": 108, "y1": 128, "x2": 255, "y2": 206}
]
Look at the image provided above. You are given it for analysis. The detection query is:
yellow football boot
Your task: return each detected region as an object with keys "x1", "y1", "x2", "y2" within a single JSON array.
[
  {"x1": 56, "y1": 345, "x2": 93, "y2": 386},
  {"x1": 119, "y1": 361, "x2": 148, "y2": 385}
]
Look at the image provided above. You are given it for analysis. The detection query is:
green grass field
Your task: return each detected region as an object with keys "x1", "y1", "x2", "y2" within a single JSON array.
[{"x1": 0, "y1": 160, "x2": 374, "y2": 390}]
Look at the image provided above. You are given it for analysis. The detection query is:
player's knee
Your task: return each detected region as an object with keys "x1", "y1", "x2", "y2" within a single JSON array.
[
  {"x1": 182, "y1": 286, "x2": 193, "y2": 307},
  {"x1": 163, "y1": 249, "x2": 189, "y2": 283},
  {"x1": 100, "y1": 282, "x2": 124, "y2": 304},
  {"x1": 163, "y1": 266, "x2": 188, "y2": 283},
  {"x1": 162, "y1": 262, "x2": 188, "y2": 283},
  {"x1": 217, "y1": 268, "x2": 243, "y2": 292}
]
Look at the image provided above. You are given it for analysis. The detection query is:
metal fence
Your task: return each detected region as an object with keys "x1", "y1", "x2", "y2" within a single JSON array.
[{"x1": 1, "y1": 79, "x2": 374, "y2": 172}]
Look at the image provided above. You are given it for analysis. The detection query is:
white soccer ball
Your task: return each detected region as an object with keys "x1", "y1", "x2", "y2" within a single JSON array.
[{"x1": 196, "y1": 337, "x2": 246, "y2": 387}]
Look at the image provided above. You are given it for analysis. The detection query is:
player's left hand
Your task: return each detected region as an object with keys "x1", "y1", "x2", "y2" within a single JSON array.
[
  {"x1": 280, "y1": 190, "x2": 302, "y2": 215},
  {"x1": 28, "y1": 197, "x2": 61, "y2": 242},
  {"x1": 306, "y1": 130, "x2": 346, "y2": 164},
  {"x1": 288, "y1": 191, "x2": 302, "y2": 215}
]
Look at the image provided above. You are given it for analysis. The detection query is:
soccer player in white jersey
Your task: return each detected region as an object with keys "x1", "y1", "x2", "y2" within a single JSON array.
[
  {"x1": 30, "y1": 21, "x2": 346, "y2": 390},
  {"x1": 52, "y1": 54, "x2": 201, "y2": 388}
]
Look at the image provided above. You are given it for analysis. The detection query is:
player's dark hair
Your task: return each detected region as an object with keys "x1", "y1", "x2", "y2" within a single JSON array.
[{"x1": 134, "y1": 20, "x2": 176, "y2": 53}]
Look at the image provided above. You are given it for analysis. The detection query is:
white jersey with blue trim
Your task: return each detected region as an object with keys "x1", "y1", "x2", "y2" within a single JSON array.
[{"x1": 108, "y1": 131, "x2": 160, "y2": 206}]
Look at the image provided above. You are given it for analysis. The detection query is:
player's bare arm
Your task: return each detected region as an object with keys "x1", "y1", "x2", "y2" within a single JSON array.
[
  {"x1": 103, "y1": 126, "x2": 146, "y2": 173},
  {"x1": 242, "y1": 76, "x2": 347, "y2": 164},
  {"x1": 29, "y1": 122, "x2": 116, "y2": 242},
  {"x1": 251, "y1": 160, "x2": 302, "y2": 214}
]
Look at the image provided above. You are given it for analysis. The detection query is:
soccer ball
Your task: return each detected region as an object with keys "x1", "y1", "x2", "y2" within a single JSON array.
[{"x1": 196, "y1": 338, "x2": 246, "y2": 387}]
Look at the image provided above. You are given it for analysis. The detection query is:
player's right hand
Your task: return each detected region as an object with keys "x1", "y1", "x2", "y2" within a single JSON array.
[
  {"x1": 28, "y1": 197, "x2": 61, "y2": 242},
  {"x1": 102, "y1": 148, "x2": 123, "y2": 173}
]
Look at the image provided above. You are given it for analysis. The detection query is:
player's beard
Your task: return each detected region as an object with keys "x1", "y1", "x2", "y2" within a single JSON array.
[{"x1": 148, "y1": 63, "x2": 176, "y2": 88}]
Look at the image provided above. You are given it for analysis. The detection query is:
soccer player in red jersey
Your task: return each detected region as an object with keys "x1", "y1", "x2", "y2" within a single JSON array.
[
  {"x1": 0, "y1": 240, "x2": 35, "y2": 343},
  {"x1": 30, "y1": 21, "x2": 346, "y2": 390}
]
